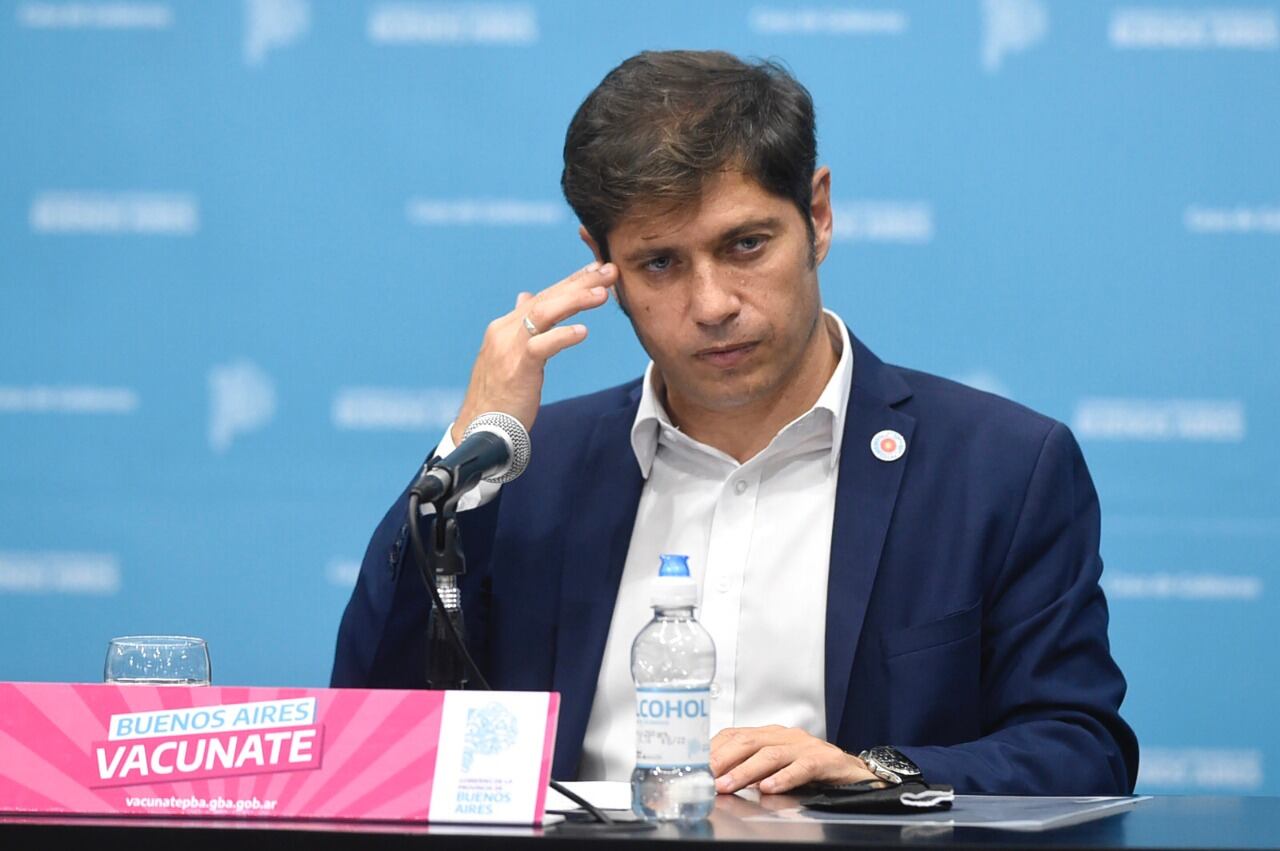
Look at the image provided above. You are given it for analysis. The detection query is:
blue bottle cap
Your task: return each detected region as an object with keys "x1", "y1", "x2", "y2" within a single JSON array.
[
  {"x1": 652, "y1": 554, "x2": 697, "y2": 608},
  {"x1": 658, "y1": 553, "x2": 691, "y2": 578}
]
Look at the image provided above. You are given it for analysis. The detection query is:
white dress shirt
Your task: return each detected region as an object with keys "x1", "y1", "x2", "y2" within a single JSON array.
[{"x1": 433, "y1": 310, "x2": 854, "y2": 781}]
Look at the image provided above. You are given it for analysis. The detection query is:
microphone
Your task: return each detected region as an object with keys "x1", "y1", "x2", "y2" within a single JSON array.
[
  {"x1": 400, "y1": 417, "x2": 621, "y2": 824},
  {"x1": 410, "y1": 411, "x2": 532, "y2": 503}
]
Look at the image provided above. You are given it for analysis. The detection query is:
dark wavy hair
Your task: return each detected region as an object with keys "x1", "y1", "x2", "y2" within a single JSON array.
[{"x1": 561, "y1": 50, "x2": 818, "y2": 260}]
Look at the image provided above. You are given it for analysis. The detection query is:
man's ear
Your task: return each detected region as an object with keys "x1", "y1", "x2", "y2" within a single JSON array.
[
  {"x1": 578, "y1": 225, "x2": 605, "y2": 263},
  {"x1": 810, "y1": 166, "x2": 833, "y2": 266}
]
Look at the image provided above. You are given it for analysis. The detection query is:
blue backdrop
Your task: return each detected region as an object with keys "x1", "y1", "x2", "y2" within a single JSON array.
[{"x1": 2, "y1": 0, "x2": 1278, "y2": 796}]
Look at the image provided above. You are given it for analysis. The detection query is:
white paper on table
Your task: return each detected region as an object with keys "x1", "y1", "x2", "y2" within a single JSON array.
[
  {"x1": 544, "y1": 781, "x2": 633, "y2": 812},
  {"x1": 744, "y1": 794, "x2": 1152, "y2": 831}
]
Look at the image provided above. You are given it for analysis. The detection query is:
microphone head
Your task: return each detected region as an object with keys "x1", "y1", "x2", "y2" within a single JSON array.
[{"x1": 461, "y1": 411, "x2": 531, "y2": 484}]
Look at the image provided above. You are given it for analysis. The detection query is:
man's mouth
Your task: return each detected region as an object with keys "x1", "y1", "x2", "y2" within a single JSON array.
[{"x1": 695, "y1": 342, "x2": 758, "y2": 368}]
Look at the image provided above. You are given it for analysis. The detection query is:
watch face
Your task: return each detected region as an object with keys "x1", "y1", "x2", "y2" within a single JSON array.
[{"x1": 870, "y1": 747, "x2": 921, "y2": 776}]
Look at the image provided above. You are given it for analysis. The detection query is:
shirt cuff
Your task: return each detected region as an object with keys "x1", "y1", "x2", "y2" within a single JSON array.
[{"x1": 417, "y1": 422, "x2": 503, "y2": 516}]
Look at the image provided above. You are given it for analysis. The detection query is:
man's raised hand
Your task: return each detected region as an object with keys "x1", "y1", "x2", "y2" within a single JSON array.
[{"x1": 451, "y1": 262, "x2": 616, "y2": 444}]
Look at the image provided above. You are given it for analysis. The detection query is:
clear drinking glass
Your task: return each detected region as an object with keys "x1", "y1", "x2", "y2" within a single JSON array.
[{"x1": 104, "y1": 635, "x2": 211, "y2": 685}]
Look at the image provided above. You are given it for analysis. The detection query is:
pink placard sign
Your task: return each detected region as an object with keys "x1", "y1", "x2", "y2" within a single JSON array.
[{"x1": 0, "y1": 682, "x2": 559, "y2": 825}]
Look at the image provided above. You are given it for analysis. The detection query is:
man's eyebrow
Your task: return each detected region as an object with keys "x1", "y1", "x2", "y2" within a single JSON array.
[
  {"x1": 620, "y1": 217, "x2": 787, "y2": 264},
  {"x1": 620, "y1": 244, "x2": 670, "y2": 264},
  {"x1": 720, "y1": 216, "x2": 785, "y2": 239}
]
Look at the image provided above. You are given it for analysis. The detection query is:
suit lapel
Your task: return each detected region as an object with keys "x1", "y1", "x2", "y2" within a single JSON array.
[
  {"x1": 825, "y1": 336, "x2": 914, "y2": 741},
  {"x1": 551, "y1": 394, "x2": 644, "y2": 777}
]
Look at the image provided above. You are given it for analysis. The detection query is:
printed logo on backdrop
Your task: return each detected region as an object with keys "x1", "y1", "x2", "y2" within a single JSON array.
[
  {"x1": 29, "y1": 193, "x2": 199, "y2": 235},
  {"x1": 368, "y1": 3, "x2": 538, "y2": 45},
  {"x1": 332, "y1": 387, "x2": 463, "y2": 431},
  {"x1": 1185, "y1": 205, "x2": 1280, "y2": 234},
  {"x1": 0, "y1": 552, "x2": 121, "y2": 596},
  {"x1": 244, "y1": 0, "x2": 310, "y2": 66},
  {"x1": 1110, "y1": 8, "x2": 1279, "y2": 50},
  {"x1": 1104, "y1": 571, "x2": 1263, "y2": 602},
  {"x1": 0, "y1": 385, "x2": 138, "y2": 414},
  {"x1": 16, "y1": 2, "x2": 172, "y2": 29},
  {"x1": 747, "y1": 6, "x2": 907, "y2": 35},
  {"x1": 406, "y1": 198, "x2": 567, "y2": 227},
  {"x1": 1139, "y1": 748, "x2": 1263, "y2": 792},
  {"x1": 208, "y1": 360, "x2": 277, "y2": 453},
  {"x1": 1072, "y1": 398, "x2": 1245, "y2": 442},
  {"x1": 832, "y1": 201, "x2": 934, "y2": 244},
  {"x1": 981, "y1": 0, "x2": 1047, "y2": 72}
]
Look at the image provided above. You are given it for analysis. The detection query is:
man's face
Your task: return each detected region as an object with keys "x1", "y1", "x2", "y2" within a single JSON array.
[{"x1": 595, "y1": 168, "x2": 834, "y2": 422}]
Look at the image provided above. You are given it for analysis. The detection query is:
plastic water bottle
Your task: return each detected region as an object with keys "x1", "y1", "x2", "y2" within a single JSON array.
[{"x1": 630, "y1": 553, "x2": 717, "y2": 823}]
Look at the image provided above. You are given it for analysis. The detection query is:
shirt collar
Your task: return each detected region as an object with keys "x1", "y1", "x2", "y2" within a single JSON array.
[{"x1": 629, "y1": 309, "x2": 854, "y2": 479}]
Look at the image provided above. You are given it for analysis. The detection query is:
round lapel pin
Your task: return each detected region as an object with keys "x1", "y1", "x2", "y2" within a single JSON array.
[{"x1": 870, "y1": 429, "x2": 906, "y2": 462}]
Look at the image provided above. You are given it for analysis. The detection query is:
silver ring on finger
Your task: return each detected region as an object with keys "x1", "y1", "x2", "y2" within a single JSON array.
[{"x1": 522, "y1": 315, "x2": 540, "y2": 336}]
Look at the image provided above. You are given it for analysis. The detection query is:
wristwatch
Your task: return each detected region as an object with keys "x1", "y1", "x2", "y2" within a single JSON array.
[{"x1": 858, "y1": 746, "x2": 923, "y2": 785}]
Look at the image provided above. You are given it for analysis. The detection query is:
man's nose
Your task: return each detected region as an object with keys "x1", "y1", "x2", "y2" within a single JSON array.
[{"x1": 687, "y1": 261, "x2": 741, "y2": 326}]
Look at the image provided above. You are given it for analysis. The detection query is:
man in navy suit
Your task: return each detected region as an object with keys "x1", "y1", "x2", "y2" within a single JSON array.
[{"x1": 333, "y1": 50, "x2": 1138, "y2": 796}]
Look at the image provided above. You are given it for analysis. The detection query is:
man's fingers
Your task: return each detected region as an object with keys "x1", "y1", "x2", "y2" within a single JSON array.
[
  {"x1": 709, "y1": 730, "x2": 758, "y2": 777},
  {"x1": 457, "y1": 263, "x2": 613, "y2": 439},
  {"x1": 710, "y1": 726, "x2": 873, "y2": 795},
  {"x1": 710, "y1": 748, "x2": 756, "y2": 778},
  {"x1": 760, "y1": 751, "x2": 877, "y2": 794},
  {"x1": 542, "y1": 260, "x2": 615, "y2": 300},
  {"x1": 710, "y1": 726, "x2": 787, "y2": 777},
  {"x1": 522, "y1": 265, "x2": 615, "y2": 332},
  {"x1": 714, "y1": 745, "x2": 793, "y2": 794},
  {"x1": 526, "y1": 324, "x2": 588, "y2": 361},
  {"x1": 758, "y1": 757, "x2": 823, "y2": 795},
  {"x1": 522, "y1": 289, "x2": 608, "y2": 336}
]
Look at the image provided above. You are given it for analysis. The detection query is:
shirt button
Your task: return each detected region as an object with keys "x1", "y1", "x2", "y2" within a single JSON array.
[
  {"x1": 662, "y1": 429, "x2": 676, "y2": 441},
  {"x1": 710, "y1": 683, "x2": 722, "y2": 699},
  {"x1": 734, "y1": 480, "x2": 748, "y2": 495},
  {"x1": 716, "y1": 577, "x2": 731, "y2": 593}
]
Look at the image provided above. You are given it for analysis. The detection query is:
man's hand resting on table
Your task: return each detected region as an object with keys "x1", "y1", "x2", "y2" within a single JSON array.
[{"x1": 710, "y1": 725, "x2": 879, "y2": 794}]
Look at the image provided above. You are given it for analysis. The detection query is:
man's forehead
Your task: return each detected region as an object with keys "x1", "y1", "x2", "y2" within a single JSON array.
[
  {"x1": 617, "y1": 190, "x2": 716, "y2": 239},
  {"x1": 613, "y1": 172, "x2": 790, "y2": 244},
  {"x1": 620, "y1": 202, "x2": 696, "y2": 242}
]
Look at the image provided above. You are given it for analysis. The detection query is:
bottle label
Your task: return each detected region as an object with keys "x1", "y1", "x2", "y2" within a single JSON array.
[{"x1": 634, "y1": 686, "x2": 711, "y2": 768}]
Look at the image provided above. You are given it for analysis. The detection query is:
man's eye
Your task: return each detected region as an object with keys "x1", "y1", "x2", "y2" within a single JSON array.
[
  {"x1": 735, "y1": 236, "x2": 765, "y2": 252},
  {"x1": 644, "y1": 256, "x2": 672, "y2": 272}
]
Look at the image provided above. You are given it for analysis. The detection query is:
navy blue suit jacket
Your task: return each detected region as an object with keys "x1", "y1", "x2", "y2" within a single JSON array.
[{"x1": 332, "y1": 334, "x2": 1139, "y2": 795}]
